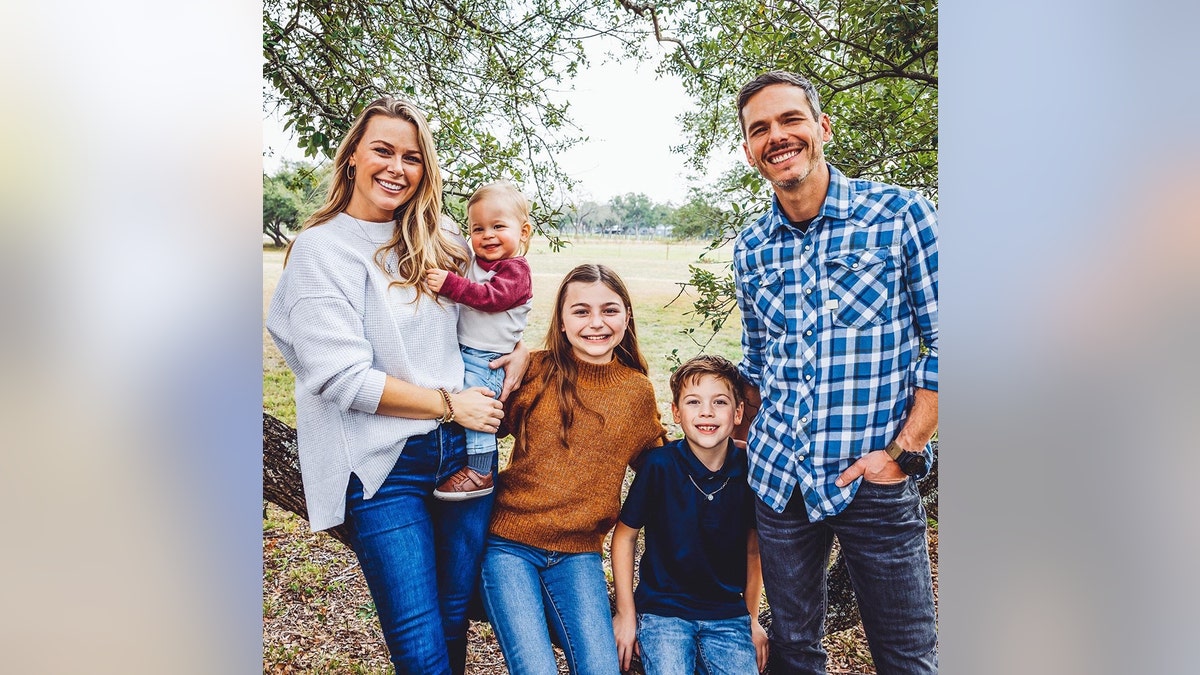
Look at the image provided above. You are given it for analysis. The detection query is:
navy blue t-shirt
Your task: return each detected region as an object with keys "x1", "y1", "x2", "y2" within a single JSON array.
[{"x1": 618, "y1": 438, "x2": 756, "y2": 620}]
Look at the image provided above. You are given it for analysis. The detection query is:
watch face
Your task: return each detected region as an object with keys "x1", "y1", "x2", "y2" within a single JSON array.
[{"x1": 899, "y1": 452, "x2": 926, "y2": 475}]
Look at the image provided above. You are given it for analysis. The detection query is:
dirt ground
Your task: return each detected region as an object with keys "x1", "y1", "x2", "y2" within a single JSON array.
[{"x1": 263, "y1": 503, "x2": 938, "y2": 674}]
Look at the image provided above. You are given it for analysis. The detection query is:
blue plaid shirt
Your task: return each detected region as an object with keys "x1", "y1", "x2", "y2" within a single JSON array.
[{"x1": 734, "y1": 164, "x2": 938, "y2": 521}]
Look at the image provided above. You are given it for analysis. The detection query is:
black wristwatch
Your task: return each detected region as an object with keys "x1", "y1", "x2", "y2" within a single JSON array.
[{"x1": 885, "y1": 440, "x2": 926, "y2": 476}]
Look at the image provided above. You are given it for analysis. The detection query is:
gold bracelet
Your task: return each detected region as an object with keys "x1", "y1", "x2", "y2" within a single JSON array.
[{"x1": 436, "y1": 387, "x2": 455, "y2": 424}]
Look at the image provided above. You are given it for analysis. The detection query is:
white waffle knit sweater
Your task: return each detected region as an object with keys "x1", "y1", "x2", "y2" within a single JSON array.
[{"x1": 267, "y1": 213, "x2": 466, "y2": 531}]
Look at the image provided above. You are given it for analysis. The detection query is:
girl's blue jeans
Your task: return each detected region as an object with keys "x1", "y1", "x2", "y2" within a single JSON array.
[
  {"x1": 480, "y1": 535, "x2": 621, "y2": 675},
  {"x1": 343, "y1": 423, "x2": 494, "y2": 675}
]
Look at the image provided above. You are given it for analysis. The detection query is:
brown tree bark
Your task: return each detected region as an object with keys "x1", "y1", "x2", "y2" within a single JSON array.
[{"x1": 262, "y1": 412, "x2": 353, "y2": 548}]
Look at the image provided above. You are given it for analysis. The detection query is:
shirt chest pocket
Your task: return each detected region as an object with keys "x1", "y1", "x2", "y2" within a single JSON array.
[
  {"x1": 824, "y1": 248, "x2": 897, "y2": 329},
  {"x1": 742, "y1": 267, "x2": 788, "y2": 337}
]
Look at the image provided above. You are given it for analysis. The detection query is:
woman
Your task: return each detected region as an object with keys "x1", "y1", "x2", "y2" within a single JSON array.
[{"x1": 267, "y1": 97, "x2": 525, "y2": 674}]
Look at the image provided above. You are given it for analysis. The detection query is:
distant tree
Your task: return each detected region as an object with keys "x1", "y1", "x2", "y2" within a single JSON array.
[
  {"x1": 668, "y1": 193, "x2": 724, "y2": 240},
  {"x1": 262, "y1": 160, "x2": 328, "y2": 247},
  {"x1": 556, "y1": 199, "x2": 607, "y2": 236},
  {"x1": 608, "y1": 192, "x2": 673, "y2": 234},
  {"x1": 610, "y1": 193, "x2": 648, "y2": 230},
  {"x1": 263, "y1": 176, "x2": 300, "y2": 247}
]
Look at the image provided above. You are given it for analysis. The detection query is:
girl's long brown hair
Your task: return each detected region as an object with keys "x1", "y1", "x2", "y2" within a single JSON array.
[
  {"x1": 284, "y1": 97, "x2": 467, "y2": 298},
  {"x1": 526, "y1": 264, "x2": 649, "y2": 446}
]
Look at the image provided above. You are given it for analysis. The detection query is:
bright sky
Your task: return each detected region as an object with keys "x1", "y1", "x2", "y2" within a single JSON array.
[{"x1": 262, "y1": 37, "x2": 744, "y2": 206}]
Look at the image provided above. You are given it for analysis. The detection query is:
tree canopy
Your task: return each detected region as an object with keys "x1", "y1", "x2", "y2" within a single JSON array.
[
  {"x1": 265, "y1": 0, "x2": 653, "y2": 235},
  {"x1": 265, "y1": 0, "x2": 936, "y2": 215},
  {"x1": 617, "y1": 0, "x2": 937, "y2": 197}
]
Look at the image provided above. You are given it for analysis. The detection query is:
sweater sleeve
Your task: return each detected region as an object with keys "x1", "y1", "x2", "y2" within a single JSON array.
[
  {"x1": 628, "y1": 383, "x2": 667, "y2": 472},
  {"x1": 266, "y1": 234, "x2": 387, "y2": 414},
  {"x1": 438, "y1": 257, "x2": 532, "y2": 313}
]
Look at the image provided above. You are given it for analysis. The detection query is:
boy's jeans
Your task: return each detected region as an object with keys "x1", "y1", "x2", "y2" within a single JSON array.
[
  {"x1": 461, "y1": 345, "x2": 505, "y2": 462},
  {"x1": 755, "y1": 477, "x2": 937, "y2": 674},
  {"x1": 636, "y1": 612, "x2": 758, "y2": 675}
]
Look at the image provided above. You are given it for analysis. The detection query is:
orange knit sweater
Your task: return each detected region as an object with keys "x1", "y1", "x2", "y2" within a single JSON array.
[{"x1": 490, "y1": 351, "x2": 667, "y2": 553}]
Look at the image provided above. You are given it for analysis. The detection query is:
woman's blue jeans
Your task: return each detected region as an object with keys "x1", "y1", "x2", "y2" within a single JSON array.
[
  {"x1": 756, "y1": 478, "x2": 937, "y2": 674},
  {"x1": 479, "y1": 535, "x2": 621, "y2": 675},
  {"x1": 343, "y1": 424, "x2": 494, "y2": 675}
]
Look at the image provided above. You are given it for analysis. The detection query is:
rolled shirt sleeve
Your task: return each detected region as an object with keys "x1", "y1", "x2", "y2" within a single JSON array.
[{"x1": 903, "y1": 194, "x2": 938, "y2": 392}]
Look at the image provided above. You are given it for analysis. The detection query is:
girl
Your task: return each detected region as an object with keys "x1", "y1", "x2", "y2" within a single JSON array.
[
  {"x1": 480, "y1": 264, "x2": 668, "y2": 675},
  {"x1": 266, "y1": 97, "x2": 526, "y2": 674}
]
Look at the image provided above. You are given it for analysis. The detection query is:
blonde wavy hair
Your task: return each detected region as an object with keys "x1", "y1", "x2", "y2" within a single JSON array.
[{"x1": 285, "y1": 97, "x2": 467, "y2": 300}]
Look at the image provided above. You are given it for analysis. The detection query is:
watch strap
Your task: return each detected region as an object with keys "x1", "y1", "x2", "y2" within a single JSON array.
[{"x1": 884, "y1": 440, "x2": 906, "y2": 461}]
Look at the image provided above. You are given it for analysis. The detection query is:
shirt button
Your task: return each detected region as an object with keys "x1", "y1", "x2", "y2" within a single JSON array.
[
  {"x1": 801, "y1": 416, "x2": 808, "y2": 423},
  {"x1": 805, "y1": 330, "x2": 813, "y2": 336},
  {"x1": 804, "y1": 245, "x2": 811, "y2": 251},
  {"x1": 805, "y1": 374, "x2": 812, "y2": 381},
  {"x1": 851, "y1": 263, "x2": 859, "y2": 269},
  {"x1": 805, "y1": 288, "x2": 812, "y2": 295}
]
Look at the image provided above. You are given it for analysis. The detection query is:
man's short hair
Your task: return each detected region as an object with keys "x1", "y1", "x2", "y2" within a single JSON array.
[
  {"x1": 670, "y1": 354, "x2": 744, "y2": 405},
  {"x1": 736, "y1": 71, "x2": 823, "y2": 137}
]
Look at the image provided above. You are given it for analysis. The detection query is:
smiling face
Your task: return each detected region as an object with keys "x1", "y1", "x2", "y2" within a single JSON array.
[
  {"x1": 741, "y1": 83, "x2": 833, "y2": 191},
  {"x1": 345, "y1": 115, "x2": 425, "y2": 222},
  {"x1": 672, "y1": 374, "x2": 745, "y2": 454},
  {"x1": 559, "y1": 281, "x2": 629, "y2": 365},
  {"x1": 467, "y1": 197, "x2": 531, "y2": 262}
]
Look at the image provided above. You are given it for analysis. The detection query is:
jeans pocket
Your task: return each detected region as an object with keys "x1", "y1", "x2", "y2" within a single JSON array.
[
  {"x1": 857, "y1": 476, "x2": 912, "y2": 496},
  {"x1": 825, "y1": 247, "x2": 896, "y2": 328}
]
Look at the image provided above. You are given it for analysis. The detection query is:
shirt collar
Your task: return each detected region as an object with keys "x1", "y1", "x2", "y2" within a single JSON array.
[
  {"x1": 475, "y1": 256, "x2": 502, "y2": 271},
  {"x1": 762, "y1": 163, "x2": 854, "y2": 236},
  {"x1": 676, "y1": 438, "x2": 745, "y2": 481}
]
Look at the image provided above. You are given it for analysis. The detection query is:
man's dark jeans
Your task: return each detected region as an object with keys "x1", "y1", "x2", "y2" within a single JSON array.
[{"x1": 756, "y1": 478, "x2": 937, "y2": 674}]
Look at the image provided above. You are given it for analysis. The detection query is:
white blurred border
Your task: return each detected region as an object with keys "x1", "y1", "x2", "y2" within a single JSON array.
[
  {"x1": 943, "y1": 0, "x2": 1200, "y2": 672},
  {"x1": 0, "y1": 1, "x2": 262, "y2": 672}
]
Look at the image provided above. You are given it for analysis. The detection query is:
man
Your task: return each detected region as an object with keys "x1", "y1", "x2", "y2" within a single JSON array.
[{"x1": 732, "y1": 70, "x2": 938, "y2": 674}]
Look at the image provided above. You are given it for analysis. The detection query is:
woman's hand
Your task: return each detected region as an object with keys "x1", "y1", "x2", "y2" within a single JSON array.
[
  {"x1": 450, "y1": 386, "x2": 503, "y2": 432},
  {"x1": 490, "y1": 340, "x2": 530, "y2": 402}
]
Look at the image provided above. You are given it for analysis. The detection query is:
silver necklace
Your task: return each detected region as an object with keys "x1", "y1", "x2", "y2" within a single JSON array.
[
  {"x1": 347, "y1": 215, "x2": 398, "y2": 274},
  {"x1": 687, "y1": 474, "x2": 731, "y2": 502}
]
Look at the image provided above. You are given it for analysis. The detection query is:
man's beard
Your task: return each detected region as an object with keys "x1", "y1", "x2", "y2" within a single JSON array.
[{"x1": 763, "y1": 148, "x2": 818, "y2": 191}]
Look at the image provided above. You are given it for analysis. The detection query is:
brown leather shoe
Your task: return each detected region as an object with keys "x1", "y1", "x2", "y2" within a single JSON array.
[{"x1": 432, "y1": 466, "x2": 494, "y2": 501}]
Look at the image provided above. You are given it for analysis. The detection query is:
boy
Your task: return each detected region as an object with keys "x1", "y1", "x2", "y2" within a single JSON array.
[
  {"x1": 612, "y1": 355, "x2": 769, "y2": 674},
  {"x1": 426, "y1": 180, "x2": 533, "y2": 500}
]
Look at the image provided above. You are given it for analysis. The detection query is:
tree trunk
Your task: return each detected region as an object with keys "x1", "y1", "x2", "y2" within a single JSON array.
[
  {"x1": 264, "y1": 222, "x2": 292, "y2": 248},
  {"x1": 262, "y1": 412, "x2": 353, "y2": 547},
  {"x1": 261, "y1": 413, "x2": 937, "y2": 646}
]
